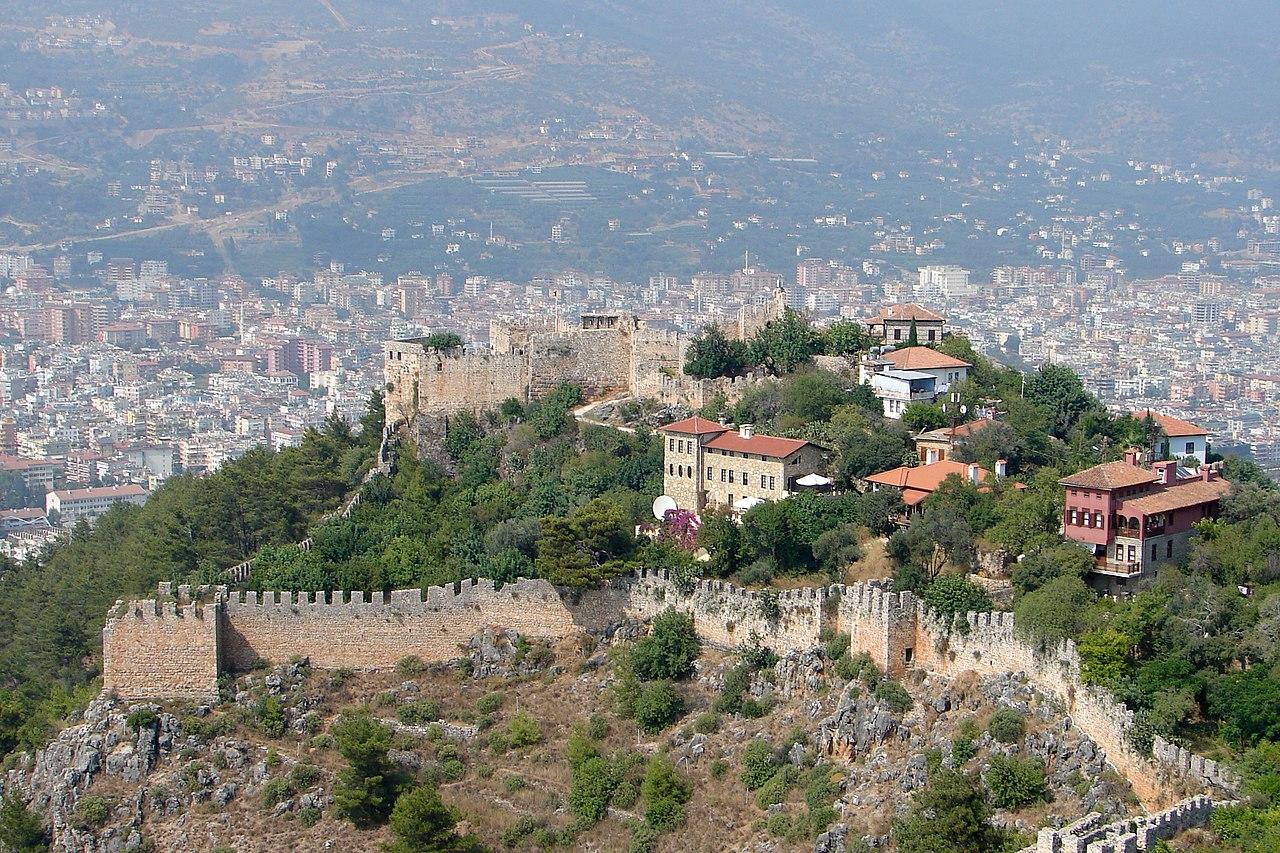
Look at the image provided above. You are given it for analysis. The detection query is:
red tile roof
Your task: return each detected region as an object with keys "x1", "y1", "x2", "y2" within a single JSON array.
[
  {"x1": 884, "y1": 346, "x2": 971, "y2": 371},
  {"x1": 704, "y1": 432, "x2": 811, "y2": 459},
  {"x1": 1059, "y1": 461, "x2": 1157, "y2": 490},
  {"x1": 1116, "y1": 477, "x2": 1231, "y2": 515},
  {"x1": 658, "y1": 416, "x2": 730, "y2": 436},
  {"x1": 865, "y1": 459, "x2": 998, "y2": 491},
  {"x1": 866, "y1": 303, "x2": 946, "y2": 323},
  {"x1": 1130, "y1": 409, "x2": 1210, "y2": 438}
]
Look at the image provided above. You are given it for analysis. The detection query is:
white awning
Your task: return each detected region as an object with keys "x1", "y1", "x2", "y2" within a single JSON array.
[
  {"x1": 795, "y1": 473, "x2": 834, "y2": 487},
  {"x1": 733, "y1": 496, "x2": 765, "y2": 510}
]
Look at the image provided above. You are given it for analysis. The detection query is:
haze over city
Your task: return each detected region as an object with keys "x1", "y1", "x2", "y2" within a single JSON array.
[{"x1": 0, "y1": 4, "x2": 1278, "y2": 853}]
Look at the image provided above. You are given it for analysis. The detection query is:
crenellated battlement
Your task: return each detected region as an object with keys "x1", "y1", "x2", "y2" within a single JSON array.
[
  {"x1": 1023, "y1": 795, "x2": 1220, "y2": 853},
  {"x1": 105, "y1": 571, "x2": 1236, "y2": 810}
]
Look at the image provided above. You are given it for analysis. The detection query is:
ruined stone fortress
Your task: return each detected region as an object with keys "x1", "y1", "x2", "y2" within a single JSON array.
[
  {"x1": 105, "y1": 569, "x2": 1236, "y2": 818},
  {"x1": 382, "y1": 290, "x2": 789, "y2": 422}
]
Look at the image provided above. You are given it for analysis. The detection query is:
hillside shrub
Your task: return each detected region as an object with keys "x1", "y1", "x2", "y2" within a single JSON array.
[
  {"x1": 631, "y1": 609, "x2": 701, "y2": 681},
  {"x1": 985, "y1": 754, "x2": 1048, "y2": 809},
  {"x1": 634, "y1": 681, "x2": 683, "y2": 734},
  {"x1": 988, "y1": 709, "x2": 1026, "y2": 744}
]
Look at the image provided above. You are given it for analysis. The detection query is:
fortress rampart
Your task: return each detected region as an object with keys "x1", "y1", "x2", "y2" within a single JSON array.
[{"x1": 104, "y1": 569, "x2": 1237, "y2": 810}]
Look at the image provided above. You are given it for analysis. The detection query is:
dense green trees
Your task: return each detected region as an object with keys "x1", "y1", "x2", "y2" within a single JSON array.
[
  {"x1": 683, "y1": 325, "x2": 749, "y2": 379},
  {"x1": 684, "y1": 308, "x2": 827, "y2": 379},
  {"x1": 893, "y1": 766, "x2": 1013, "y2": 853},
  {"x1": 0, "y1": 419, "x2": 373, "y2": 761}
]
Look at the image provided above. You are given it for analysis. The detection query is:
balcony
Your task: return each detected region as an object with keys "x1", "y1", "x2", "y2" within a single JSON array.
[{"x1": 1092, "y1": 557, "x2": 1144, "y2": 577}]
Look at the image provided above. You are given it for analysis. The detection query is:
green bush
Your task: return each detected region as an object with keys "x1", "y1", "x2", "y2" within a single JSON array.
[
  {"x1": 506, "y1": 712, "x2": 543, "y2": 748},
  {"x1": 804, "y1": 766, "x2": 840, "y2": 811},
  {"x1": 0, "y1": 796, "x2": 46, "y2": 853},
  {"x1": 755, "y1": 768, "x2": 790, "y2": 809},
  {"x1": 585, "y1": 714, "x2": 610, "y2": 740},
  {"x1": 822, "y1": 631, "x2": 851, "y2": 662},
  {"x1": 261, "y1": 777, "x2": 295, "y2": 809},
  {"x1": 641, "y1": 755, "x2": 692, "y2": 831},
  {"x1": 291, "y1": 763, "x2": 322, "y2": 788},
  {"x1": 328, "y1": 668, "x2": 354, "y2": 688},
  {"x1": 984, "y1": 754, "x2": 1048, "y2": 810},
  {"x1": 476, "y1": 692, "x2": 504, "y2": 715},
  {"x1": 633, "y1": 681, "x2": 684, "y2": 734},
  {"x1": 74, "y1": 795, "x2": 110, "y2": 829},
  {"x1": 987, "y1": 709, "x2": 1026, "y2": 744},
  {"x1": 631, "y1": 609, "x2": 701, "y2": 681},
  {"x1": 740, "y1": 739, "x2": 779, "y2": 790},
  {"x1": 500, "y1": 815, "x2": 543, "y2": 848},
  {"x1": 396, "y1": 699, "x2": 441, "y2": 726},
  {"x1": 693, "y1": 712, "x2": 720, "y2": 734},
  {"x1": 299, "y1": 806, "x2": 322, "y2": 827},
  {"x1": 874, "y1": 680, "x2": 912, "y2": 714},
  {"x1": 259, "y1": 696, "x2": 286, "y2": 739},
  {"x1": 395, "y1": 655, "x2": 428, "y2": 676},
  {"x1": 710, "y1": 759, "x2": 728, "y2": 778},
  {"x1": 125, "y1": 709, "x2": 157, "y2": 731},
  {"x1": 568, "y1": 756, "x2": 617, "y2": 825}
]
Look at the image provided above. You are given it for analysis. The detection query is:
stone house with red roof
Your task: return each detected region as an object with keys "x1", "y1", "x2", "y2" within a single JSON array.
[
  {"x1": 658, "y1": 417, "x2": 828, "y2": 513},
  {"x1": 1060, "y1": 450, "x2": 1230, "y2": 595}
]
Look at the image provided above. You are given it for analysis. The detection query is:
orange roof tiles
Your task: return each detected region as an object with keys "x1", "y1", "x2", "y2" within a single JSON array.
[
  {"x1": 658, "y1": 416, "x2": 729, "y2": 436},
  {"x1": 1117, "y1": 477, "x2": 1231, "y2": 516},
  {"x1": 1130, "y1": 409, "x2": 1210, "y2": 438},
  {"x1": 883, "y1": 346, "x2": 971, "y2": 371},
  {"x1": 865, "y1": 459, "x2": 997, "y2": 491},
  {"x1": 867, "y1": 303, "x2": 946, "y2": 323},
  {"x1": 1059, "y1": 461, "x2": 1157, "y2": 490},
  {"x1": 704, "y1": 432, "x2": 810, "y2": 459}
]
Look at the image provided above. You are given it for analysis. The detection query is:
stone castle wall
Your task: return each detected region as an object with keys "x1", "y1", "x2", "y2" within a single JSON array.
[
  {"x1": 385, "y1": 315, "x2": 780, "y2": 420},
  {"x1": 101, "y1": 599, "x2": 221, "y2": 702},
  {"x1": 1021, "y1": 795, "x2": 1219, "y2": 853},
  {"x1": 104, "y1": 570, "x2": 1235, "y2": 810},
  {"x1": 383, "y1": 341, "x2": 528, "y2": 421}
]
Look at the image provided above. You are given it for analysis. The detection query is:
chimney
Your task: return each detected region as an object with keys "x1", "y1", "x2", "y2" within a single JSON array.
[
  {"x1": 740, "y1": 423, "x2": 754, "y2": 439},
  {"x1": 1124, "y1": 448, "x2": 1139, "y2": 466},
  {"x1": 718, "y1": 416, "x2": 728, "y2": 427},
  {"x1": 995, "y1": 459, "x2": 1007, "y2": 478},
  {"x1": 1201, "y1": 464, "x2": 1214, "y2": 482},
  {"x1": 1153, "y1": 460, "x2": 1176, "y2": 486},
  {"x1": 967, "y1": 463, "x2": 980, "y2": 485}
]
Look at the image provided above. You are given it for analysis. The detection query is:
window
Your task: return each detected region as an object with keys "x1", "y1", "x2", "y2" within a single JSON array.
[
  {"x1": 1151, "y1": 543, "x2": 1158, "y2": 560},
  {"x1": 928, "y1": 330, "x2": 936, "y2": 342},
  {"x1": 1185, "y1": 441, "x2": 1195, "y2": 454},
  {"x1": 677, "y1": 465, "x2": 683, "y2": 477},
  {"x1": 1069, "y1": 509, "x2": 1078, "y2": 525},
  {"x1": 706, "y1": 466, "x2": 713, "y2": 480},
  {"x1": 720, "y1": 469, "x2": 727, "y2": 482},
  {"x1": 677, "y1": 439, "x2": 684, "y2": 453},
  {"x1": 729, "y1": 471, "x2": 735, "y2": 484},
  {"x1": 760, "y1": 474, "x2": 767, "y2": 488},
  {"x1": 893, "y1": 328, "x2": 902, "y2": 341},
  {"x1": 687, "y1": 467, "x2": 693, "y2": 479},
  {"x1": 769, "y1": 476, "x2": 776, "y2": 490},
  {"x1": 668, "y1": 438, "x2": 674, "y2": 451},
  {"x1": 1116, "y1": 544, "x2": 1124, "y2": 560},
  {"x1": 1166, "y1": 540, "x2": 1173, "y2": 558},
  {"x1": 1127, "y1": 545, "x2": 1136, "y2": 562},
  {"x1": 668, "y1": 464, "x2": 673, "y2": 475},
  {"x1": 741, "y1": 470, "x2": 748, "y2": 484},
  {"x1": 1095, "y1": 512, "x2": 1104, "y2": 527}
]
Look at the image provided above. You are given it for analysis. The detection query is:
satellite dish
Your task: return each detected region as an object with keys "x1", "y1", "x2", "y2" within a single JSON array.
[{"x1": 652, "y1": 495, "x2": 678, "y2": 520}]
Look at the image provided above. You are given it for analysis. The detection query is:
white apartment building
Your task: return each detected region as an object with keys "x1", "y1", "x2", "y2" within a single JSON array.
[
  {"x1": 46, "y1": 484, "x2": 148, "y2": 526},
  {"x1": 917, "y1": 265, "x2": 974, "y2": 299}
]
